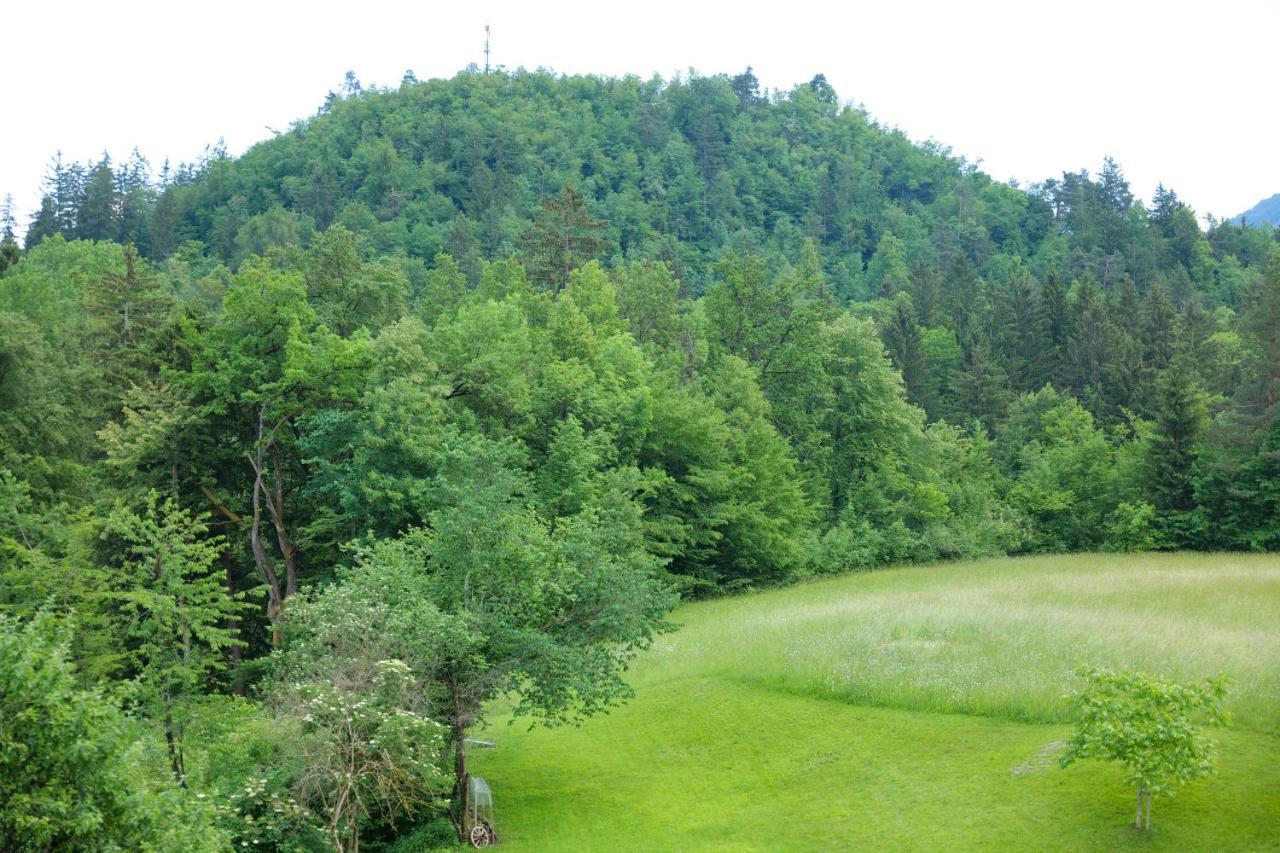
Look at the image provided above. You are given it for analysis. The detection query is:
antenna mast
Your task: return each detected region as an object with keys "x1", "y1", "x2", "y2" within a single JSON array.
[{"x1": 484, "y1": 24, "x2": 491, "y2": 74}]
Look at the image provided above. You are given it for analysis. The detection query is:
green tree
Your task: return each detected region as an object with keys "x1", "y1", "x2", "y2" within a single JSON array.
[
  {"x1": 187, "y1": 259, "x2": 369, "y2": 645},
  {"x1": 865, "y1": 232, "x2": 910, "y2": 297},
  {"x1": 1145, "y1": 363, "x2": 1206, "y2": 542},
  {"x1": 519, "y1": 185, "x2": 610, "y2": 292},
  {"x1": 1061, "y1": 667, "x2": 1228, "y2": 831},
  {"x1": 105, "y1": 495, "x2": 243, "y2": 784},
  {"x1": 881, "y1": 296, "x2": 932, "y2": 412},
  {"x1": 24, "y1": 195, "x2": 59, "y2": 250},
  {"x1": 349, "y1": 434, "x2": 674, "y2": 837},
  {"x1": 303, "y1": 225, "x2": 409, "y2": 337},
  {"x1": 286, "y1": 663, "x2": 450, "y2": 852},
  {"x1": 83, "y1": 244, "x2": 175, "y2": 397},
  {"x1": 77, "y1": 154, "x2": 118, "y2": 241},
  {"x1": 0, "y1": 194, "x2": 19, "y2": 275}
]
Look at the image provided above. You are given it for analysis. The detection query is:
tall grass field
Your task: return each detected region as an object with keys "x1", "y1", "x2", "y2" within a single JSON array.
[{"x1": 472, "y1": 553, "x2": 1280, "y2": 850}]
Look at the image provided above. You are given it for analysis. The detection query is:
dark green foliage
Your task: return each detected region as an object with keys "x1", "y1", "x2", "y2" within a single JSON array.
[{"x1": 1145, "y1": 363, "x2": 1207, "y2": 543}]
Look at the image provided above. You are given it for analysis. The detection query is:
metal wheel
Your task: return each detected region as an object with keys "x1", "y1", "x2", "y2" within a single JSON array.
[{"x1": 470, "y1": 825, "x2": 493, "y2": 848}]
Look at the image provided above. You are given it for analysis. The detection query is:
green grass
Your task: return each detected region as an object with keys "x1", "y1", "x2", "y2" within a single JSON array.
[{"x1": 472, "y1": 553, "x2": 1280, "y2": 850}]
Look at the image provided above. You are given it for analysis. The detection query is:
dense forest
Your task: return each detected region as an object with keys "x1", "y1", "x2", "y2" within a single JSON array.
[{"x1": 2, "y1": 68, "x2": 1279, "y2": 850}]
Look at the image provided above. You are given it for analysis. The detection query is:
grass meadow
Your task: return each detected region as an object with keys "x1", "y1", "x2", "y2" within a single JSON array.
[{"x1": 472, "y1": 553, "x2": 1280, "y2": 850}]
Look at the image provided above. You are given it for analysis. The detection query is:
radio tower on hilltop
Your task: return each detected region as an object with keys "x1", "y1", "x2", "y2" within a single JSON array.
[{"x1": 484, "y1": 24, "x2": 491, "y2": 74}]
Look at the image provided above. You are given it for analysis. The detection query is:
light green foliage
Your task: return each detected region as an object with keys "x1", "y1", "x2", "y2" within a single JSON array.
[
  {"x1": 614, "y1": 260, "x2": 686, "y2": 353},
  {"x1": 1000, "y1": 388, "x2": 1127, "y2": 551},
  {"x1": 302, "y1": 225, "x2": 409, "y2": 337},
  {"x1": 280, "y1": 432, "x2": 674, "y2": 838},
  {"x1": 1062, "y1": 668, "x2": 1228, "y2": 830},
  {"x1": 416, "y1": 251, "x2": 468, "y2": 324},
  {"x1": 0, "y1": 613, "x2": 224, "y2": 851},
  {"x1": 9, "y1": 66, "x2": 1280, "y2": 853},
  {"x1": 105, "y1": 494, "x2": 243, "y2": 781},
  {"x1": 865, "y1": 232, "x2": 910, "y2": 297},
  {"x1": 181, "y1": 696, "x2": 321, "y2": 851}
]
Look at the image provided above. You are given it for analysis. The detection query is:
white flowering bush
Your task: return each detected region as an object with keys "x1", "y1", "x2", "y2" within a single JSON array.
[{"x1": 290, "y1": 661, "x2": 451, "y2": 853}]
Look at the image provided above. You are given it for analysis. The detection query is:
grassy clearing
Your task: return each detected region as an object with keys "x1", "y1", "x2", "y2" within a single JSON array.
[{"x1": 472, "y1": 553, "x2": 1280, "y2": 850}]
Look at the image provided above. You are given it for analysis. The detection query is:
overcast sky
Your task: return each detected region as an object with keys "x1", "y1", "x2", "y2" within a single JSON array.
[{"x1": 3, "y1": 0, "x2": 1277, "y2": 232}]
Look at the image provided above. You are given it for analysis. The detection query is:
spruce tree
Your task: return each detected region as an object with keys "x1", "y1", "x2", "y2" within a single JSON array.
[
  {"x1": 519, "y1": 186, "x2": 610, "y2": 292},
  {"x1": 78, "y1": 155, "x2": 118, "y2": 241},
  {"x1": 1146, "y1": 362, "x2": 1207, "y2": 542},
  {"x1": 882, "y1": 296, "x2": 932, "y2": 412},
  {"x1": 24, "y1": 195, "x2": 59, "y2": 249},
  {"x1": 1042, "y1": 270, "x2": 1070, "y2": 387},
  {"x1": 1144, "y1": 282, "x2": 1177, "y2": 371}
]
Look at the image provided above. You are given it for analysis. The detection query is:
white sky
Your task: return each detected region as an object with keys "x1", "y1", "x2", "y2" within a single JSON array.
[{"x1": 3, "y1": 0, "x2": 1277, "y2": 233}]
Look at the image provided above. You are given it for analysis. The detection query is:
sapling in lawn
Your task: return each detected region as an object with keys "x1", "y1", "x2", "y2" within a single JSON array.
[{"x1": 1060, "y1": 667, "x2": 1228, "y2": 831}]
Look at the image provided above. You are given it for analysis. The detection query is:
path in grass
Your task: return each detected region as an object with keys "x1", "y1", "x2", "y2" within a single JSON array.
[{"x1": 472, "y1": 553, "x2": 1280, "y2": 850}]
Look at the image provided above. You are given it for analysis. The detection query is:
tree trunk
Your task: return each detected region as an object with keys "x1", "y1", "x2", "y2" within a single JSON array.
[
  {"x1": 454, "y1": 717, "x2": 469, "y2": 838},
  {"x1": 449, "y1": 680, "x2": 470, "y2": 840},
  {"x1": 1135, "y1": 788, "x2": 1143, "y2": 830},
  {"x1": 222, "y1": 549, "x2": 246, "y2": 696},
  {"x1": 1145, "y1": 791, "x2": 1152, "y2": 831},
  {"x1": 163, "y1": 690, "x2": 186, "y2": 787},
  {"x1": 248, "y1": 411, "x2": 284, "y2": 646}
]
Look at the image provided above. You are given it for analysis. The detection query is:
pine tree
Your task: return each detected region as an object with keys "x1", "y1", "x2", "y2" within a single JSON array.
[
  {"x1": 1150, "y1": 184, "x2": 1182, "y2": 236},
  {"x1": 83, "y1": 244, "x2": 175, "y2": 394},
  {"x1": 115, "y1": 149, "x2": 154, "y2": 249},
  {"x1": 54, "y1": 157, "x2": 85, "y2": 235},
  {"x1": 1143, "y1": 282, "x2": 1176, "y2": 371},
  {"x1": 952, "y1": 334, "x2": 1011, "y2": 434},
  {"x1": 1066, "y1": 276, "x2": 1114, "y2": 409},
  {"x1": 148, "y1": 185, "x2": 180, "y2": 261},
  {"x1": 942, "y1": 253, "x2": 982, "y2": 334},
  {"x1": 1000, "y1": 271, "x2": 1048, "y2": 391},
  {"x1": 1042, "y1": 270, "x2": 1070, "y2": 386},
  {"x1": 908, "y1": 261, "x2": 940, "y2": 326},
  {"x1": 1241, "y1": 249, "x2": 1280, "y2": 414},
  {"x1": 1115, "y1": 278, "x2": 1141, "y2": 335}
]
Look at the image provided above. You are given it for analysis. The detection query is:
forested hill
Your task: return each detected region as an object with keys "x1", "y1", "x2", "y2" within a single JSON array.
[{"x1": 22, "y1": 67, "x2": 1270, "y2": 303}]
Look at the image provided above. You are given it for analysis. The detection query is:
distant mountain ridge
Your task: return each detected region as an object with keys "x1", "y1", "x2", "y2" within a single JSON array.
[{"x1": 1235, "y1": 193, "x2": 1280, "y2": 226}]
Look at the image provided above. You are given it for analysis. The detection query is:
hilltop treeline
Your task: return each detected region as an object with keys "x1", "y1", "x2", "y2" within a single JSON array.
[{"x1": 2, "y1": 68, "x2": 1279, "y2": 849}]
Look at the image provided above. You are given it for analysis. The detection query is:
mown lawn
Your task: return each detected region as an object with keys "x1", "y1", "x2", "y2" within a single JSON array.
[{"x1": 471, "y1": 553, "x2": 1280, "y2": 851}]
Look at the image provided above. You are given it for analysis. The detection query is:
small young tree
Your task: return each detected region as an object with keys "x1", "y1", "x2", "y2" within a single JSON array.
[
  {"x1": 1061, "y1": 667, "x2": 1228, "y2": 830},
  {"x1": 106, "y1": 494, "x2": 243, "y2": 784}
]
